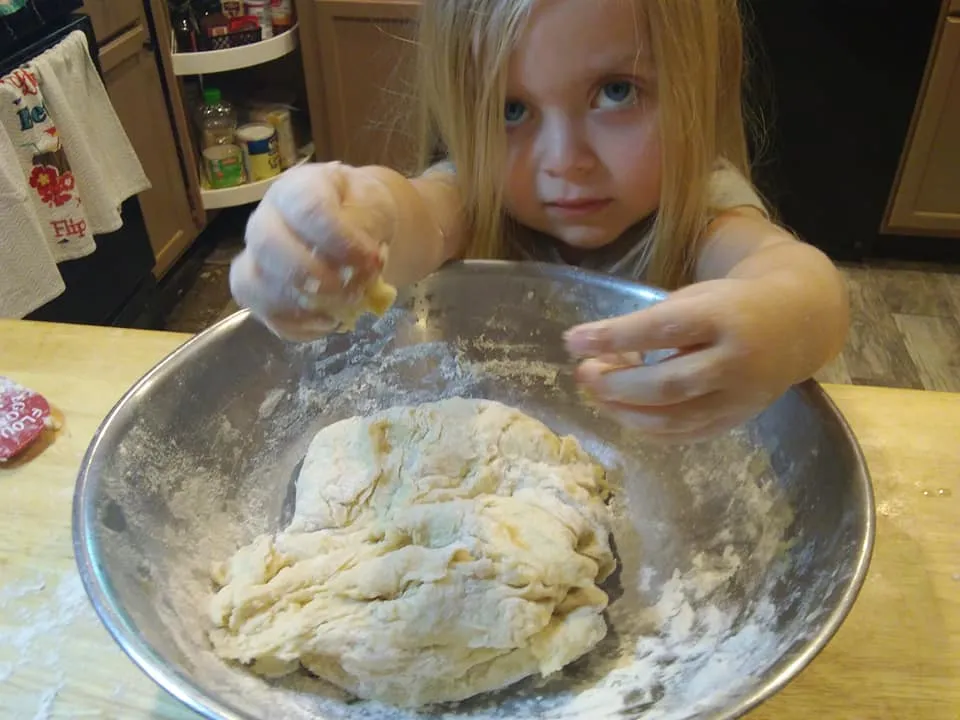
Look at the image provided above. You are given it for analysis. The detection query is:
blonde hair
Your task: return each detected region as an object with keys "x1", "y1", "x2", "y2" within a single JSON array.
[{"x1": 415, "y1": 0, "x2": 751, "y2": 289}]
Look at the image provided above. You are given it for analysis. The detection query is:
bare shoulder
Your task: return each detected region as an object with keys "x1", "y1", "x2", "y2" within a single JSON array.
[{"x1": 696, "y1": 208, "x2": 802, "y2": 281}]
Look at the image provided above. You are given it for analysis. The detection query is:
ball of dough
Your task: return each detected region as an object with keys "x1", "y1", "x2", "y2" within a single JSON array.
[
  {"x1": 207, "y1": 398, "x2": 616, "y2": 707},
  {"x1": 299, "y1": 271, "x2": 396, "y2": 332},
  {"x1": 342, "y1": 274, "x2": 396, "y2": 329}
]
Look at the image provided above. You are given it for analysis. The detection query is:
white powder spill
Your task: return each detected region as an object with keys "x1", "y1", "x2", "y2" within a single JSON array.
[
  {"x1": 86, "y1": 306, "x2": 855, "y2": 720},
  {"x1": 0, "y1": 571, "x2": 95, "y2": 719},
  {"x1": 259, "y1": 388, "x2": 287, "y2": 419},
  {"x1": 3, "y1": 573, "x2": 87, "y2": 652},
  {"x1": 32, "y1": 685, "x2": 62, "y2": 720}
]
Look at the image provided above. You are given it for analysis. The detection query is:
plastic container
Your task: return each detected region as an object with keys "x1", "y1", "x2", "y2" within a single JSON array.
[
  {"x1": 203, "y1": 144, "x2": 245, "y2": 188},
  {"x1": 269, "y1": 0, "x2": 294, "y2": 34},
  {"x1": 237, "y1": 122, "x2": 282, "y2": 181},
  {"x1": 198, "y1": 12, "x2": 261, "y2": 49},
  {"x1": 249, "y1": 103, "x2": 296, "y2": 168},
  {"x1": 245, "y1": 0, "x2": 272, "y2": 38},
  {"x1": 198, "y1": 87, "x2": 237, "y2": 149}
]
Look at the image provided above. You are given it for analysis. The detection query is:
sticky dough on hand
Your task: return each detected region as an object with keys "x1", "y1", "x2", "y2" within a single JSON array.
[
  {"x1": 335, "y1": 273, "x2": 397, "y2": 331},
  {"x1": 301, "y1": 259, "x2": 397, "y2": 332}
]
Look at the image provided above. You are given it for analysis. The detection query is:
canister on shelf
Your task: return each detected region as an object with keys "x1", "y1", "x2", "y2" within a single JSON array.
[
  {"x1": 237, "y1": 123, "x2": 282, "y2": 181},
  {"x1": 249, "y1": 104, "x2": 296, "y2": 169},
  {"x1": 203, "y1": 144, "x2": 246, "y2": 189},
  {"x1": 269, "y1": 0, "x2": 294, "y2": 34},
  {"x1": 244, "y1": 0, "x2": 272, "y2": 39}
]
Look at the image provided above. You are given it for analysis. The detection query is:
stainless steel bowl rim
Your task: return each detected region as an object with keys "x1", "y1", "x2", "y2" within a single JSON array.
[{"x1": 73, "y1": 260, "x2": 876, "y2": 720}]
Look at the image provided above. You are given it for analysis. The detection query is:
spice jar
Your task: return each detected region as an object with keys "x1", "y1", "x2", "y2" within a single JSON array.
[{"x1": 269, "y1": 0, "x2": 294, "y2": 34}]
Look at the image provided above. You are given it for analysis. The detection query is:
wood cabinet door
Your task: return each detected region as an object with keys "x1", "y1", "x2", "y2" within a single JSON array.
[
  {"x1": 145, "y1": 0, "x2": 205, "y2": 232},
  {"x1": 80, "y1": 0, "x2": 144, "y2": 45},
  {"x1": 304, "y1": 0, "x2": 420, "y2": 170},
  {"x1": 886, "y1": 8, "x2": 960, "y2": 236},
  {"x1": 100, "y1": 25, "x2": 200, "y2": 277}
]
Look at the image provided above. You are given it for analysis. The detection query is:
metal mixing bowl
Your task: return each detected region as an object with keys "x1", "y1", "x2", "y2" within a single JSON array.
[{"x1": 74, "y1": 261, "x2": 874, "y2": 720}]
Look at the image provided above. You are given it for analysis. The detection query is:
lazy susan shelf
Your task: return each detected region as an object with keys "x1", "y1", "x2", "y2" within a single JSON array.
[
  {"x1": 172, "y1": 24, "x2": 299, "y2": 76},
  {"x1": 200, "y1": 146, "x2": 313, "y2": 210}
]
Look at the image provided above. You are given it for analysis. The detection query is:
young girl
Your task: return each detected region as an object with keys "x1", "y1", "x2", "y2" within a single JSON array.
[{"x1": 230, "y1": 0, "x2": 849, "y2": 443}]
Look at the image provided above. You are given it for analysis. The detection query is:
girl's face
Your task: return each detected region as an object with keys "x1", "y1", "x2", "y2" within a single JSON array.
[{"x1": 502, "y1": 0, "x2": 661, "y2": 250}]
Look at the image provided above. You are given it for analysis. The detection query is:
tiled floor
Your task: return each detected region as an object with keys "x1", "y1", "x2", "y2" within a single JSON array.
[
  {"x1": 163, "y1": 211, "x2": 244, "y2": 334},
  {"x1": 819, "y1": 264, "x2": 960, "y2": 392},
  {"x1": 164, "y1": 215, "x2": 960, "y2": 393}
]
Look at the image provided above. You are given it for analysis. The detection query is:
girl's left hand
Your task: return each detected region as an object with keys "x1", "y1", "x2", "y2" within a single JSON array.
[{"x1": 564, "y1": 278, "x2": 802, "y2": 443}]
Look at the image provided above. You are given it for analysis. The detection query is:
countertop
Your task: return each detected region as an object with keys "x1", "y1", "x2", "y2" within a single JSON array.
[{"x1": 0, "y1": 319, "x2": 957, "y2": 719}]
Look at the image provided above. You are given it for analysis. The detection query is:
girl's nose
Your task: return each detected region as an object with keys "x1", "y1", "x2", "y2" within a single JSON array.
[{"x1": 540, "y1": 117, "x2": 596, "y2": 179}]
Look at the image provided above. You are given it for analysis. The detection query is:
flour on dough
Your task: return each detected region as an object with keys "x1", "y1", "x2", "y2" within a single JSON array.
[{"x1": 207, "y1": 398, "x2": 616, "y2": 707}]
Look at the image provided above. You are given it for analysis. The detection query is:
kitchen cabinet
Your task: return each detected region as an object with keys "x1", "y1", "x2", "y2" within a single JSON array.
[
  {"x1": 300, "y1": 0, "x2": 419, "y2": 170},
  {"x1": 165, "y1": 19, "x2": 313, "y2": 212},
  {"x1": 82, "y1": 1, "x2": 203, "y2": 278},
  {"x1": 886, "y1": 1, "x2": 960, "y2": 237},
  {"x1": 80, "y1": 0, "x2": 143, "y2": 44},
  {"x1": 99, "y1": 23, "x2": 200, "y2": 277}
]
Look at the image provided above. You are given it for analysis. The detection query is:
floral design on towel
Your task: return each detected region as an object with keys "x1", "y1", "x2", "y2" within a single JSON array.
[
  {"x1": 0, "y1": 68, "x2": 90, "y2": 258},
  {"x1": 29, "y1": 163, "x2": 76, "y2": 208}
]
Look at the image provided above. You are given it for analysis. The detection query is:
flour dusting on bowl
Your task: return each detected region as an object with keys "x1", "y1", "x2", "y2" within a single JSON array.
[{"x1": 74, "y1": 262, "x2": 873, "y2": 720}]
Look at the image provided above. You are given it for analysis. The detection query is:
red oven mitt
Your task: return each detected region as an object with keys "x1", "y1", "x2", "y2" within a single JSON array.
[{"x1": 0, "y1": 377, "x2": 53, "y2": 462}]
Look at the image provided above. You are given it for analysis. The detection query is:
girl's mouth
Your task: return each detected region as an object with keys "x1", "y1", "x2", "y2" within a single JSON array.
[{"x1": 545, "y1": 198, "x2": 613, "y2": 217}]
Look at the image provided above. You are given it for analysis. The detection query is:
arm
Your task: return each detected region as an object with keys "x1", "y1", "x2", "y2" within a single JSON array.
[
  {"x1": 563, "y1": 206, "x2": 850, "y2": 441},
  {"x1": 230, "y1": 160, "x2": 469, "y2": 341},
  {"x1": 696, "y1": 207, "x2": 849, "y2": 384},
  {"x1": 362, "y1": 165, "x2": 469, "y2": 287}
]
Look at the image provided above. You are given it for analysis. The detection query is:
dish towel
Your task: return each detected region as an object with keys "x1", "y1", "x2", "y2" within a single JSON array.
[
  {"x1": 30, "y1": 30, "x2": 150, "y2": 235},
  {"x1": 0, "y1": 66, "x2": 95, "y2": 263},
  {"x1": 0, "y1": 118, "x2": 66, "y2": 318}
]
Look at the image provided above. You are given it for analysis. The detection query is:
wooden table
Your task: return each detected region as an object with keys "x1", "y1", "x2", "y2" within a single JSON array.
[{"x1": 0, "y1": 320, "x2": 957, "y2": 719}]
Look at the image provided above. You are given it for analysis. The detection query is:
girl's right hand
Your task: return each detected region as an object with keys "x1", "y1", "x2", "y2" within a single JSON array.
[{"x1": 230, "y1": 162, "x2": 396, "y2": 341}]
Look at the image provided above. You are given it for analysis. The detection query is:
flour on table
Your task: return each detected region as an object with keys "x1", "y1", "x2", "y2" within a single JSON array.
[{"x1": 0, "y1": 571, "x2": 94, "y2": 719}]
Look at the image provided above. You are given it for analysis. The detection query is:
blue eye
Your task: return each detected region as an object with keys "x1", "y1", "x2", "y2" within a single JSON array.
[
  {"x1": 504, "y1": 100, "x2": 529, "y2": 126},
  {"x1": 595, "y1": 81, "x2": 638, "y2": 109}
]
